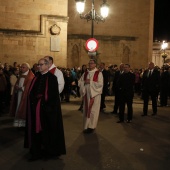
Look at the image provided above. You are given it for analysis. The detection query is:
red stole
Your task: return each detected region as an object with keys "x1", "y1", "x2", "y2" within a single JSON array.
[
  {"x1": 49, "y1": 67, "x2": 56, "y2": 74},
  {"x1": 27, "y1": 75, "x2": 49, "y2": 147},
  {"x1": 84, "y1": 70, "x2": 99, "y2": 82}
]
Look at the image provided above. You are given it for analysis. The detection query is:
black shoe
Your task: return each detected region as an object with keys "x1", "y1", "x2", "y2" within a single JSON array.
[
  {"x1": 141, "y1": 114, "x2": 147, "y2": 116},
  {"x1": 126, "y1": 120, "x2": 132, "y2": 123},
  {"x1": 78, "y1": 107, "x2": 82, "y2": 111},
  {"x1": 43, "y1": 154, "x2": 60, "y2": 161},
  {"x1": 83, "y1": 128, "x2": 94, "y2": 134},
  {"x1": 111, "y1": 111, "x2": 117, "y2": 114},
  {"x1": 152, "y1": 113, "x2": 157, "y2": 116},
  {"x1": 117, "y1": 120, "x2": 124, "y2": 123},
  {"x1": 100, "y1": 109, "x2": 105, "y2": 113},
  {"x1": 158, "y1": 105, "x2": 163, "y2": 107},
  {"x1": 28, "y1": 155, "x2": 42, "y2": 161}
]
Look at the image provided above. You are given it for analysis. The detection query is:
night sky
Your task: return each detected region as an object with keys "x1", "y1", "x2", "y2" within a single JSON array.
[{"x1": 154, "y1": 0, "x2": 170, "y2": 41}]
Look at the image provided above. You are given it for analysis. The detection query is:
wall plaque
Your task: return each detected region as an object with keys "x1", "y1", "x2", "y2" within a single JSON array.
[{"x1": 50, "y1": 37, "x2": 60, "y2": 52}]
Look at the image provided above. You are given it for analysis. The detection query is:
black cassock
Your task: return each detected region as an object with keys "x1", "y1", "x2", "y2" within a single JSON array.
[{"x1": 24, "y1": 72, "x2": 66, "y2": 157}]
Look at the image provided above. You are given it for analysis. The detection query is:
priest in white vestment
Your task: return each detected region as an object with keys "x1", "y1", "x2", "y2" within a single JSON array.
[
  {"x1": 10, "y1": 63, "x2": 34, "y2": 127},
  {"x1": 79, "y1": 59, "x2": 103, "y2": 133}
]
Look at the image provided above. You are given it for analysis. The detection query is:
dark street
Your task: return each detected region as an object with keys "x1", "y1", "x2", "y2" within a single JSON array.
[{"x1": 0, "y1": 96, "x2": 170, "y2": 170}]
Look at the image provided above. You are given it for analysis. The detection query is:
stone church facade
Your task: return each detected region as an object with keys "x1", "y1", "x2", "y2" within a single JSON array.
[
  {"x1": 68, "y1": 0, "x2": 154, "y2": 69},
  {"x1": 0, "y1": 0, "x2": 154, "y2": 69},
  {"x1": 0, "y1": 0, "x2": 68, "y2": 67}
]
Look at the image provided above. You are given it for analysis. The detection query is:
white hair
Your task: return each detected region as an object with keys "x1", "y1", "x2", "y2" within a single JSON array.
[{"x1": 22, "y1": 62, "x2": 30, "y2": 69}]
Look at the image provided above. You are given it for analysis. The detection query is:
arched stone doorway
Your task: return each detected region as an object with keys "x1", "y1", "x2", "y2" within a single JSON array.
[{"x1": 68, "y1": 44, "x2": 79, "y2": 68}]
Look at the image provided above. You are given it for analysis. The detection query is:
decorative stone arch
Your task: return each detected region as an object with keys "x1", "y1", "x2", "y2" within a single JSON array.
[
  {"x1": 122, "y1": 45, "x2": 130, "y2": 64},
  {"x1": 70, "y1": 44, "x2": 79, "y2": 68}
]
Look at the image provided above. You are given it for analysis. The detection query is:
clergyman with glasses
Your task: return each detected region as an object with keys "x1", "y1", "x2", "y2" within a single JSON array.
[
  {"x1": 24, "y1": 58, "x2": 66, "y2": 161},
  {"x1": 79, "y1": 59, "x2": 103, "y2": 134}
]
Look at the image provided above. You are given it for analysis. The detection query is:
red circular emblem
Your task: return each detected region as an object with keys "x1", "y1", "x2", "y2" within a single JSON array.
[{"x1": 85, "y1": 38, "x2": 98, "y2": 52}]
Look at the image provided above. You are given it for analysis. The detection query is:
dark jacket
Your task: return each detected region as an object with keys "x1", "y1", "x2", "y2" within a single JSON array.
[
  {"x1": 142, "y1": 69, "x2": 160, "y2": 93},
  {"x1": 112, "y1": 70, "x2": 122, "y2": 91},
  {"x1": 101, "y1": 69, "x2": 109, "y2": 94},
  {"x1": 118, "y1": 72, "x2": 135, "y2": 98}
]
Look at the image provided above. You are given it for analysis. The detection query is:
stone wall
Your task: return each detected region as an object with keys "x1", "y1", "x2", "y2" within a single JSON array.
[
  {"x1": 0, "y1": 0, "x2": 155, "y2": 69},
  {"x1": 68, "y1": 0, "x2": 154, "y2": 69},
  {"x1": 0, "y1": 0, "x2": 68, "y2": 67}
]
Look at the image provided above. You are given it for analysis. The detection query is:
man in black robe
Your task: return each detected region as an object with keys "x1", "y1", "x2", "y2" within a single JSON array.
[{"x1": 24, "y1": 58, "x2": 66, "y2": 161}]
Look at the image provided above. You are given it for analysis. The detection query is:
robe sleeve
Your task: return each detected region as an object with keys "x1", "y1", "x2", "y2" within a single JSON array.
[
  {"x1": 10, "y1": 75, "x2": 16, "y2": 95},
  {"x1": 90, "y1": 72, "x2": 103, "y2": 98},
  {"x1": 78, "y1": 73, "x2": 86, "y2": 97},
  {"x1": 54, "y1": 69, "x2": 65, "y2": 94}
]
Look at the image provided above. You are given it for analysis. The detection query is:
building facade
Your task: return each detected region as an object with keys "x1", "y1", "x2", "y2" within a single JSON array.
[
  {"x1": 68, "y1": 0, "x2": 154, "y2": 69},
  {"x1": 152, "y1": 41, "x2": 170, "y2": 68},
  {"x1": 0, "y1": 0, "x2": 155, "y2": 69},
  {"x1": 0, "y1": 0, "x2": 68, "y2": 67}
]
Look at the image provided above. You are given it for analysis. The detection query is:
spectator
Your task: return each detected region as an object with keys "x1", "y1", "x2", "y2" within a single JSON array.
[
  {"x1": 0, "y1": 67, "x2": 7, "y2": 116},
  {"x1": 159, "y1": 65, "x2": 170, "y2": 106},
  {"x1": 10, "y1": 67, "x2": 19, "y2": 96},
  {"x1": 111, "y1": 63, "x2": 124, "y2": 114},
  {"x1": 78, "y1": 65, "x2": 87, "y2": 111},
  {"x1": 99, "y1": 62, "x2": 109, "y2": 112},
  {"x1": 31, "y1": 63, "x2": 39, "y2": 76},
  {"x1": 141, "y1": 62, "x2": 160, "y2": 116},
  {"x1": 63, "y1": 69, "x2": 74, "y2": 102},
  {"x1": 117, "y1": 64, "x2": 135, "y2": 123}
]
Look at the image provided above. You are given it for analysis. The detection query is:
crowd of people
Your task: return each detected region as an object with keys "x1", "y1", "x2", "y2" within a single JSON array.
[{"x1": 0, "y1": 58, "x2": 170, "y2": 161}]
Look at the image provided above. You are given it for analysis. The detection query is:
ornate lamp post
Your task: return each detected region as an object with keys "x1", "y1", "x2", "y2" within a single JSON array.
[
  {"x1": 161, "y1": 40, "x2": 168, "y2": 64},
  {"x1": 75, "y1": 0, "x2": 109, "y2": 38}
]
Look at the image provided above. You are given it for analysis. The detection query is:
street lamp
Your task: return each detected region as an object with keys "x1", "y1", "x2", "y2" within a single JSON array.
[
  {"x1": 75, "y1": 0, "x2": 109, "y2": 38},
  {"x1": 161, "y1": 40, "x2": 168, "y2": 64}
]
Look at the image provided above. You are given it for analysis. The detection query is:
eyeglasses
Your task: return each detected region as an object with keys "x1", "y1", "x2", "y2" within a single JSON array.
[
  {"x1": 37, "y1": 63, "x2": 46, "y2": 66},
  {"x1": 88, "y1": 63, "x2": 95, "y2": 64}
]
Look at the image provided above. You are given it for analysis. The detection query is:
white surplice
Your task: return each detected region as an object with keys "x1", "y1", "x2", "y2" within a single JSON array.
[{"x1": 79, "y1": 68, "x2": 103, "y2": 130}]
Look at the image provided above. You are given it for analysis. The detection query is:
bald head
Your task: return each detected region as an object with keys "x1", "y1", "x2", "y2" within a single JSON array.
[{"x1": 44, "y1": 56, "x2": 53, "y2": 67}]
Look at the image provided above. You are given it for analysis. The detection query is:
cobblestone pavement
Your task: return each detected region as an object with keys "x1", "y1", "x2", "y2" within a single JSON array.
[{"x1": 0, "y1": 96, "x2": 170, "y2": 170}]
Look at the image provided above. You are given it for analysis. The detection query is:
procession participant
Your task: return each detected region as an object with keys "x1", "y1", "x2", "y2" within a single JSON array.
[
  {"x1": 24, "y1": 58, "x2": 66, "y2": 161},
  {"x1": 44, "y1": 56, "x2": 64, "y2": 94},
  {"x1": 79, "y1": 59, "x2": 103, "y2": 134},
  {"x1": 10, "y1": 63, "x2": 34, "y2": 127}
]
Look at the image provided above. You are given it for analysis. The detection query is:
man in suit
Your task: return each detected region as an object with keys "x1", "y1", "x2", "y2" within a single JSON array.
[
  {"x1": 99, "y1": 62, "x2": 109, "y2": 112},
  {"x1": 141, "y1": 62, "x2": 160, "y2": 116},
  {"x1": 111, "y1": 63, "x2": 124, "y2": 114},
  {"x1": 160, "y1": 65, "x2": 170, "y2": 107},
  {"x1": 117, "y1": 64, "x2": 135, "y2": 123}
]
